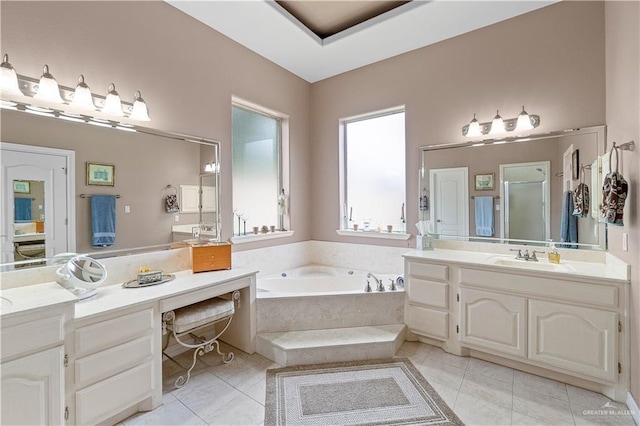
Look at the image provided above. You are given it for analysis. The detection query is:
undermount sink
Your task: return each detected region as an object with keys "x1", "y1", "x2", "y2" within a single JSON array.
[
  {"x1": 0, "y1": 296, "x2": 14, "y2": 311},
  {"x1": 488, "y1": 257, "x2": 576, "y2": 273}
]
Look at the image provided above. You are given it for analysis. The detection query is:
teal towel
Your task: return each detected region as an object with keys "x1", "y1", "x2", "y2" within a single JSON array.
[
  {"x1": 474, "y1": 196, "x2": 494, "y2": 236},
  {"x1": 91, "y1": 195, "x2": 116, "y2": 248},
  {"x1": 14, "y1": 198, "x2": 32, "y2": 222}
]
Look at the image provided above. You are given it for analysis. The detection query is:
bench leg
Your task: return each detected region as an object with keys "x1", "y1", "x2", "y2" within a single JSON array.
[{"x1": 163, "y1": 314, "x2": 235, "y2": 388}]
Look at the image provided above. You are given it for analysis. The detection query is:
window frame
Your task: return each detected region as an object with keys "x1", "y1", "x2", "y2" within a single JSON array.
[
  {"x1": 338, "y1": 107, "x2": 410, "y2": 240},
  {"x1": 231, "y1": 97, "x2": 291, "y2": 243}
]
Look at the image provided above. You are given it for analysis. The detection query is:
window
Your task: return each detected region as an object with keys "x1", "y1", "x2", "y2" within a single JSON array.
[
  {"x1": 341, "y1": 109, "x2": 406, "y2": 234},
  {"x1": 232, "y1": 102, "x2": 287, "y2": 237}
]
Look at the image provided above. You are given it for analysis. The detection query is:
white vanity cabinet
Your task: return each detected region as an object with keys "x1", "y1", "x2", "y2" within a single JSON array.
[
  {"x1": 404, "y1": 251, "x2": 629, "y2": 401},
  {"x1": 1, "y1": 304, "x2": 73, "y2": 425},
  {"x1": 73, "y1": 305, "x2": 160, "y2": 426},
  {"x1": 404, "y1": 260, "x2": 450, "y2": 340}
]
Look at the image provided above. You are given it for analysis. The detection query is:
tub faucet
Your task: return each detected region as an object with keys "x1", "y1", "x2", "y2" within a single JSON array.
[{"x1": 367, "y1": 273, "x2": 385, "y2": 291}]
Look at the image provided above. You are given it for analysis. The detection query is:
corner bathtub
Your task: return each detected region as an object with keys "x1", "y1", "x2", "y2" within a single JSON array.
[{"x1": 256, "y1": 265, "x2": 405, "y2": 334}]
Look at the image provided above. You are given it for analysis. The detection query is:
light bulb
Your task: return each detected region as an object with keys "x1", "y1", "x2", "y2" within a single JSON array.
[
  {"x1": 489, "y1": 110, "x2": 505, "y2": 135},
  {"x1": 70, "y1": 75, "x2": 96, "y2": 110},
  {"x1": 102, "y1": 83, "x2": 123, "y2": 116},
  {"x1": 33, "y1": 64, "x2": 64, "y2": 104},
  {"x1": 466, "y1": 113, "x2": 482, "y2": 137},
  {"x1": 0, "y1": 54, "x2": 22, "y2": 96},
  {"x1": 516, "y1": 106, "x2": 533, "y2": 131},
  {"x1": 129, "y1": 90, "x2": 150, "y2": 121}
]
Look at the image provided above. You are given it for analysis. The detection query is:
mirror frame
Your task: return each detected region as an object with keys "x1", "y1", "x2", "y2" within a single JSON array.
[
  {"x1": 419, "y1": 125, "x2": 607, "y2": 250},
  {"x1": 0, "y1": 107, "x2": 221, "y2": 269}
]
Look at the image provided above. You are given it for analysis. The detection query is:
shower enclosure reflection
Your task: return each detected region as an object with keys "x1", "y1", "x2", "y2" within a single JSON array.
[{"x1": 501, "y1": 161, "x2": 550, "y2": 241}]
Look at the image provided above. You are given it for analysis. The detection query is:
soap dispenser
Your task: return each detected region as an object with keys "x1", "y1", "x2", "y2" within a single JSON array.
[{"x1": 548, "y1": 243, "x2": 561, "y2": 264}]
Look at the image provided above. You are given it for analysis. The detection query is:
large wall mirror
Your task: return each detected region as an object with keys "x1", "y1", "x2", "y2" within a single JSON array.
[
  {"x1": 419, "y1": 126, "x2": 607, "y2": 250},
  {"x1": 1, "y1": 108, "x2": 220, "y2": 270}
]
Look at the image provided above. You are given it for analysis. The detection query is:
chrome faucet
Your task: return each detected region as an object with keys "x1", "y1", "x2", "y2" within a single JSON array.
[
  {"x1": 510, "y1": 248, "x2": 524, "y2": 260},
  {"x1": 367, "y1": 273, "x2": 385, "y2": 291},
  {"x1": 530, "y1": 250, "x2": 545, "y2": 262}
]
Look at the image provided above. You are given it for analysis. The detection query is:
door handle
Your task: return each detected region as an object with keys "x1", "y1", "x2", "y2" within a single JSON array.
[{"x1": 436, "y1": 219, "x2": 442, "y2": 222}]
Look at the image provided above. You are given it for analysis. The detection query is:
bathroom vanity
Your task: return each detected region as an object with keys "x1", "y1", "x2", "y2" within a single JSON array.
[
  {"x1": 404, "y1": 247, "x2": 630, "y2": 402},
  {"x1": 0, "y1": 253, "x2": 257, "y2": 425}
]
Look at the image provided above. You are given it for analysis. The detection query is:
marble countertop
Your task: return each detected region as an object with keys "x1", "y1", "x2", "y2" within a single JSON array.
[
  {"x1": 0, "y1": 282, "x2": 77, "y2": 318},
  {"x1": 403, "y1": 248, "x2": 629, "y2": 283},
  {"x1": 74, "y1": 267, "x2": 257, "y2": 320},
  {"x1": 13, "y1": 232, "x2": 45, "y2": 242},
  {"x1": 0, "y1": 267, "x2": 258, "y2": 321}
]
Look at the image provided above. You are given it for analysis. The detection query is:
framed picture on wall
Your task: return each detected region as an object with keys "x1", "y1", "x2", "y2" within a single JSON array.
[
  {"x1": 475, "y1": 173, "x2": 494, "y2": 190},
  {"x1": 87, "y1": 162, "x2": 115, "y2": 186},
  {"x1": 572, "y1": 149, "x2": 580, "y2": 180},
  {"x1": 13, "y1": 181, "x2": 30, "y2": 193}
]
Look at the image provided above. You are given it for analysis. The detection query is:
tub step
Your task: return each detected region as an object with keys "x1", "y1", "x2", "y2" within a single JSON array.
[{"x1": 256, "y1": 324, "x2": 406, "y2": 366}]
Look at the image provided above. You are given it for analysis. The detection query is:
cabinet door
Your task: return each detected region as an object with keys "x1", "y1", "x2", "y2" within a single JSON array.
[
  {"x1": 529, "y1": 300, "x2": 617, "y2": 382},
  {"x1": 460, "y1": 288, "x2": 527, "y2": 357},
  {"x1": 1, "y1": 346, "x2": 64, "y2": 426}
]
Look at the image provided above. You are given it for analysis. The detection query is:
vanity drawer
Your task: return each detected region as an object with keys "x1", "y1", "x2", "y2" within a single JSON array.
[
  {"x1": 405, "y1": 305, "x2": 449, "y2": 340},
  {"x1": 458, "y1": 268, "x2": 618, "y2": 309},
  {"x1": 407, "y1": 278, "x2": 448, "y2": 309},
  {"x1": 75, "y1": 308, "x2": 153, "y2": 357},
  {"x1": 75, "y1": 334, "x2": 153, "y2": 389},
  {"x1": 75, "y1": 362, "x2": 153, "y2": 426},
  {"x1": 407, "y1": 261, "x2": 448, "y2": 282},
  {"x1": 1, "y1": 313, "x2": 65, "y2": 359}
]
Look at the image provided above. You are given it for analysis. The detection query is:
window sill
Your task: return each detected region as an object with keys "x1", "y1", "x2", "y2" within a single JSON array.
[
  {"x1": 231, "y1": 230, "x2": 295, "y2": 244},
  {"x1": 335, "y1": 230, "x2": 411, "y2": 240}
]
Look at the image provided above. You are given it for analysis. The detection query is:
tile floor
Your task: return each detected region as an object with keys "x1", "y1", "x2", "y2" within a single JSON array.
[{"x1": 121, "y1": 341, "x2": 637, "y2": 426}]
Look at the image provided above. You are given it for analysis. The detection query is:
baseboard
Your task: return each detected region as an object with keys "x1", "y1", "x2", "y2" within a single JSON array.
[{"x1": 627, "y1": 392, "x2": 639, "y2": 425}]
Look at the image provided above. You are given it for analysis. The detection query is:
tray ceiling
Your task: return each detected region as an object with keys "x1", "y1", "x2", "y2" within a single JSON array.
[{"x1": 166, "y1": 1, "x2": 558, "y2": 83}]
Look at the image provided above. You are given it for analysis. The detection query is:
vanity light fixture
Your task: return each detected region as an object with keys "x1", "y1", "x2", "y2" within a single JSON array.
[
  {"x1": 0, "y1": 52, "x2": 152, "y2": 123},
  {"x1": 70, "y1": 75, "x2": 96, "y2": 110},
  {"x1": 204, "y1": 162, "x2": 215, "y2": 172},
  {"x1": 33, "y1": 64, "x2": 64, "y2": 104},
  {"x1": 0, "y1": 54, "x2": 22, "y2": 96},
  {"x1": 102, "y1": 83, "x2": 124, "y2": 116},
  {"x1": 129, "y1": 91, "x2": 150, "y2": 121},
  {"x1": 462, "y1": 106, "x2": 540, "y2": 137}
]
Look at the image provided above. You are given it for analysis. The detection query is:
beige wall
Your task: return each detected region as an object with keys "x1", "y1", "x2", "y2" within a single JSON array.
[
  {"x1": 605, "y1": 0, "x2": 640, "y2": 403},
  {"x1": 310, "y1": 1, "x2": 606, "y2": 246},
  {"x1": 0, "y1": 0, "x2": 312, "y2": 248}
]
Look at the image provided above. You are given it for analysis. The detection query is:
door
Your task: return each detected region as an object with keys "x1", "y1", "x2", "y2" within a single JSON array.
[
  {"x1": 1, "y1": 346, "x2": 65, "y2": 426},
  {"x1": 1, "y1": 144, "x2": 74, "y2": 263},
  {"x1": 429, "y1": 167, "x2": 469, "y2": 237},
  {"x1": 528, "y1": 299, "x2": 617, "y2": 382},
  {"x1": 459, "y1": 287, "x2": 527, "y2": 358}
]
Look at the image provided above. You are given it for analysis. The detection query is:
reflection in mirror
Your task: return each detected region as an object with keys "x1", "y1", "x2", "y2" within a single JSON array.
[
  {"x1": 12, "y1": 179, "x2": 46, "y2": 267},
  {"x1": 1, "y1": 108, "x2": 220, "y2": 271},
  {"x1": 420, "y1": 126, "x2": 606, "y2": 249}
]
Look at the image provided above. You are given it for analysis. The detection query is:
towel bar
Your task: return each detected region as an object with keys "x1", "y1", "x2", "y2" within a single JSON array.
[{"x1": 80, "y1": 194, "x2": 121, "y2": 198}]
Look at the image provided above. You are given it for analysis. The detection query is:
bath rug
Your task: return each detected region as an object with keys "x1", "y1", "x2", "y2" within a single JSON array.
[{"x1": 264, "y1": 357, "x2": 464, "y2": 425}]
